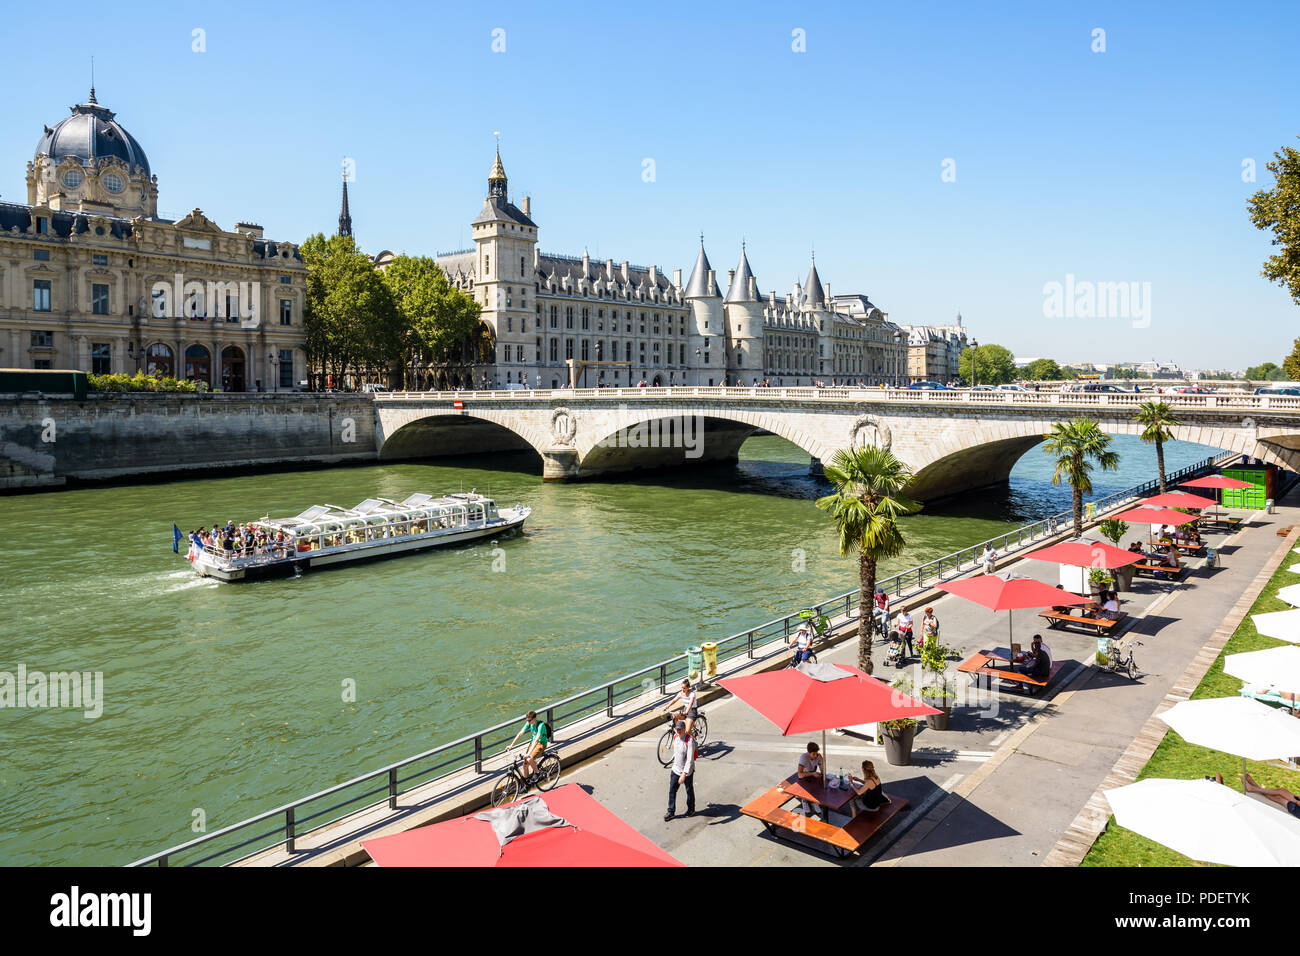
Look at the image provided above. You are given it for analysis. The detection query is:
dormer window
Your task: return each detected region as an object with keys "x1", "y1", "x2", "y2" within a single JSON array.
[{"x1": 61, "y1": 169, "x2": 84, "y2": 189}]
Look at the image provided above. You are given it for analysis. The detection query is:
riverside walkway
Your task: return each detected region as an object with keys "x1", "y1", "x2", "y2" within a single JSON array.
[{"x1": 216, "y1": 485, "x2": 1297, "y2": 868}]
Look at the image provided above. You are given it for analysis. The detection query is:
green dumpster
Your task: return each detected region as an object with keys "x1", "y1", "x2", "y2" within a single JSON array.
[{"x1": 1096, "y1": 636, "x2": 1113, "y2": 667}]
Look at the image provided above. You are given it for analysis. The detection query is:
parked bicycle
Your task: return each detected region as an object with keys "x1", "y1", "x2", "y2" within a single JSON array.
[
  {"x1": 1102, "y1": 640, "x2": 1143, "y2": 681},
  {"x1": 656, "y1": 711, "x2": 708, "y2": 766},
  {"x1": 490, "y1": 747, "x2": 562, "y2": 806}
]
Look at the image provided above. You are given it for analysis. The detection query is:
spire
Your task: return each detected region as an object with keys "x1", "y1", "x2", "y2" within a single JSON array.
[
  {"x1": 88, "y1": 56, "x2": 96, "y2": 104},
  {"x1": 338, "y1": 172, "x2": 353, "y2": 238},
  {"x1": 488, "y1": 137, "x2": 507, "y2": 200},
  {"x1": 803, "y1": 257, "x2": 825, "y2": 309},
  {"x1": 725, "y1": 246, "x2": 760, "y2": 303},
  {"x1": 683, "y1": 238, "x2": 721, "y2": 298}
]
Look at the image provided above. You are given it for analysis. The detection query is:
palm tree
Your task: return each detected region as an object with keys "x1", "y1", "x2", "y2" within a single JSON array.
[
  {"x1": 816, "y1": 446, "x2": 920, "y2": 675},
  {"x1": 1044, "y1": 418, "x2": 1121, "y2": 537},
  {"x1": 1134, "y1": 400, "x2": 1180, "y2": 493}
]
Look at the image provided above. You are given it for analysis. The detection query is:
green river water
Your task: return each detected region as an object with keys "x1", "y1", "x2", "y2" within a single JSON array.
[{"x1": 0, "y1": 434, "x2": 1223, "y2": 864}]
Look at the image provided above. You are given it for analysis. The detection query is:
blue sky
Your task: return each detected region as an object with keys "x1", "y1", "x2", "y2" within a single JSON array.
[{"x1": 4, "y1": 0, "x2": 1296, "y2": 369}]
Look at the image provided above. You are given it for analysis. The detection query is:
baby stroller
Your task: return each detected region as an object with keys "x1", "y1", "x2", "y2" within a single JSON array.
[{"x1": 884, "y1": 625, "x2": 905, "y2": 668}]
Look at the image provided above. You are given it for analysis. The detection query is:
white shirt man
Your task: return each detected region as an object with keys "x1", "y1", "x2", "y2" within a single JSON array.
[
  {"x1": 982, "y1": 544, "x2": 996, "y2": 574},
  {"x1": 665, "y1": 723, "x2": 697, "y2": 820}
]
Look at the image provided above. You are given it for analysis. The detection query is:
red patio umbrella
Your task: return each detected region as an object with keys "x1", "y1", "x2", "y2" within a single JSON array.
[
  {"x1": 718, "y1": 663, "x2": 938, "y2": 737},
  {"x1": 1110, "y1": 506, "x2": 1200, "y2": 526},
  {"x1": 1179, "y1": 474, "x2": 1252, "y2": 521},
  {"x1": 1142, "y1": 491, "x2": 1219, "y2": 510},
  {"x1": 1179, "y1": 475, "x2": 1253, "y2": 490},
  {"x1": 1026, "y1": 540, "x2": 1142, "y2": 570},
  {"x1": 937, "y1": 573, "x2": 1090, "y2": 650},
  {"x1": 360, "y1": 783, "x2": 682, "y2": 867}
]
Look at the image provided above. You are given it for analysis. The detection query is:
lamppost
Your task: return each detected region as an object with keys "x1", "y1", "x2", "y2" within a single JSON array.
[
  {"x1": 269, "y1": 351, "x2": 278, "y2": 393},
  {"x1": 971, "y1": 338, "x2": 979, "y2": 388}
]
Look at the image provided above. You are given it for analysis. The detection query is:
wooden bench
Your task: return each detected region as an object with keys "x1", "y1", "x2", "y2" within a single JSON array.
[
  {"x1": 740, "y1": 788, "x2": 908, "y2": 858},
  {"x1": 1133, "y1": 562, "x2": 1186, "y2": 580},
  {"x1": 1038, "y1": 609, "x2": 1126, "y2": 635}
]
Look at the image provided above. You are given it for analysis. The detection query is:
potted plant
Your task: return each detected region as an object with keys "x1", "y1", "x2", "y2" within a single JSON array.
[
  {"x1": 879, "y1": 717, "x2": 918, "y2": 766},
  {"x1": 1098, "y1": 518, "x2": 1128, "y2": 548},
  {"x1": 918, "y1": 639, "x2": 958, "y2": 731},
  {"x1": 1087, "y1": 566, "x2": 1114, "y2": 596}
]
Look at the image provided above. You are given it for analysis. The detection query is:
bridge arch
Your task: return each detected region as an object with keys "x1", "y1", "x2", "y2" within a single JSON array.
[
  {"x1": 376, "y1": 408, "x2": 550, "y2": 463},
  {"x1": 901, "y1": 414, "x2": 1300, "y2": 501}
]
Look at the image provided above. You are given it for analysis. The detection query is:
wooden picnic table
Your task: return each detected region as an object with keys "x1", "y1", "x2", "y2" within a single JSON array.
[
  {"x1": 740, "y1": 772, "x2": 908, "y2": 859},
  {"x1": 956, "y1": 646, "x2": 1064, "y2": 696},
  {"x1": 779, "y1": 772, "x2": 858, "y2": 814}
]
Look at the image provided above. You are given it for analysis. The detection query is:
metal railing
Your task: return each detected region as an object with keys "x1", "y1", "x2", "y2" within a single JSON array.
[{"x1": 129, "y1": 453, "x2": 1228, "y2": 867}]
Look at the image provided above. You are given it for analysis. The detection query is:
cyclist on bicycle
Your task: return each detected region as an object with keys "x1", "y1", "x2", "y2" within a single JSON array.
[
  {"x1": 507, "y1": 710, "x2": 551, "y2": 781},
  {"x1": 788, "y1": 622, "x2": 815, "y2": 665},
  {"x1": 664, "y1": 679, "x2": 699, "y2": 736}
]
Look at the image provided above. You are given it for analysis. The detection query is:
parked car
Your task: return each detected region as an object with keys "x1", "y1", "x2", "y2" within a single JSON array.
[
  {"x1": 907, "y1": 380, "x2": 949, "y2": 390},
  {"x1": 1062, "y1": 382, "x2": 1126, "y2": 393},
  {"x1": 971, "y1": 384, "x2": 997, "y2": 391},
  {"x1": 1255, "y1": 385, "x2": 1300, "y2": 396},
  {"x1": 361, "y1": 383, "x2": 390, "y2": 393},
  {"x1": 996, "y1": 383, "x2": 1029, "y2": 392},
  {"x1": 1172, "y1": 385, "x2": 1216, "y2": 395}
]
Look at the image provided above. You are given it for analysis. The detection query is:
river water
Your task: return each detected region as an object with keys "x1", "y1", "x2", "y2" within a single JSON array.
[{"x1": 0, "y1": 434, "x2": 1222, "y2": 864}]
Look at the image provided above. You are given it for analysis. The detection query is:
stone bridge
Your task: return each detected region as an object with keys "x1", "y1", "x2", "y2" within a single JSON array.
[{"x1": 373, "y1": 386, "x2": 1300, "y2": 500}]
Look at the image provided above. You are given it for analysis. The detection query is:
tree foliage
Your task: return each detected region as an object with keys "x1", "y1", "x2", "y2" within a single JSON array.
[
  {"x1": 1023, "y1": 358, "x2": 1063, "y2": 381},
  {"x1": 301, "y1": 236, "x2": 482, "y2": 389},
  {"x1": 1245, "y1": 361, "x2": 1289, "y2": 381},
  {"x1": 1284, "y1": 340, "x2": 1300, "y2": 382},
  {"x1": 1044, "y1": 418, "x2": 1121, "y2": 537},
  {"x1": 1247, "y1": 137, "x2": 1300, "y2": 305},
  {"x1": 959, "y1": 343, "x2": 1017, "y2": 385},
  {"x1": 816, "y1": 446, "x2": 920, "y2": 674},
  {"x1": 1134, "y1": 400, "x2": 1180, "y2": 493}
]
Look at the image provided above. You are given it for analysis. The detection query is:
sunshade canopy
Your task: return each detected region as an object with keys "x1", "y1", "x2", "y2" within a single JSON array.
[
  {"x1": 936, "y1": 574, "x2": 1090, "y2": 612},
  {"x1": 1252, "y1": 609, "x2": 1300, "y2": 644},
  {"x1": 1025, "y1": 540, "x2": 1142, "y2": 570},
  {"x1": 1142, "y1": 491, "x2": 1219, "y2": 509},
  {"x1": 1275, "y1": 583, "x2": 1300, "y2": 608},
  {"x1": 1158, "y1": 697, "x2": 1300, "y2": 761},
  {"x1": 1224, "y1": 646, "x2": 1300, "y2": 693},
  {"x1": 1105, "y1": 777, "x2": 1300, "y2": 867},
  {"x1": 1110, "y1": 507, "x2": 1200, "y2": 526},
  {"x1": 717, "y1": 662, "x2": 938, "y2": 736},
  {"x1": 361, "y1": 784, "x2": 683, "y2": 867},
  {"x1": 1180, "y1": 475, "x2": 1253, "y2": 490}
]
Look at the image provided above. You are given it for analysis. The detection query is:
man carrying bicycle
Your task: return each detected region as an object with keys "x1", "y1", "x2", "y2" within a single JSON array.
[
  {"x1": 664, "y1": 679, "x2": 699, "y2": 736},
  {"x1": 507, "y1": 710, "x2": 551, "y2": 782}
]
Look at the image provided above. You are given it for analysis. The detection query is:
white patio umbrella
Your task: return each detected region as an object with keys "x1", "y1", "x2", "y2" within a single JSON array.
[
  {"x1": 1289, "y1": 563, "x2": 1300, "y2": 574},
  {"x1": 1252, "y1": 609, "x2": 1300, "y2": 644},
  {"x1": 1159, "y1": 697, "x2": 1300, "y2": 789},
  {"x1": 1276, "y1": 583, "x2": 1300, "y2": 608},
  {"x1": 1224, "y1": 646, "x2": 1300, "y2": 695},
  {"x1": 1104, "y1": 777, "x2": 1300, "y2": 867}
]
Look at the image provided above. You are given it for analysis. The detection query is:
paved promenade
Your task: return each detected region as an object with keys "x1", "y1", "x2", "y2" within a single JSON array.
[{"x1": 544, "y1": 493, "x2": 1297, "y2": 867}]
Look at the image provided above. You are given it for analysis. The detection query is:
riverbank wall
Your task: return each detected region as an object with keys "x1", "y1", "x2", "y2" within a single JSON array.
[{"x1": 0, "y1": 393, "x2": 379, "y2": 491}]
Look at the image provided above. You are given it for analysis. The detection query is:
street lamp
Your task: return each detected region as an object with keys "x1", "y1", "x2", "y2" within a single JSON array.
[
  {"x1": 269, "y1": 351, "x2": 277, "y2": 393},
  {"x1": 971, "y1": 338, "x2": 979, "y2": 387}
]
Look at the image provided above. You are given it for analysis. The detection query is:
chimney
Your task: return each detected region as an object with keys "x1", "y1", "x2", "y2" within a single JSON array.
[
  {"x1": 748, "y1": 275, "x2": 757, "y2": 300},
  {"x1": 606, "y1": 257, "x2": 614, "y2": 279},
  {"x1": 521, "y1": 196, "x2": 531, "y2": 216},
  {"x1": 707, "y1": 269, "x2": 716, "y2": 292},
  {"x1": 728, "y1": 269, "x2": 736, "y2": 286},
  {"x1": 825, "y1": 282, "x2": 831, "y2": 303},
  {"x1": 648, "y1": 264, "x2": 657, "y2": 284},
  {"x1": 235, "y1": 222, "x2": 263, "y2": 238},
  {"x1": 621, "y1": 261, "x2": 630, "y2": 282},
  {"x1": 673, "y1": 268, "x2": 682, "y2": 289},
  {"x1": 582, "y1": 249, "x2": 590, "y2": 276}
]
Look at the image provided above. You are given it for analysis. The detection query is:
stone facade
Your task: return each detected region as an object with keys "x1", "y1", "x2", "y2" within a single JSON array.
[
  {"x1": 902, "y1": 319, "x2": 967, "y2": 383},
  {"x1": 0, "y1": 90, "x2": 307, "y2": 391},
  {"x1": 428, "y1": 150, "x2": 917, "y2": 390}
]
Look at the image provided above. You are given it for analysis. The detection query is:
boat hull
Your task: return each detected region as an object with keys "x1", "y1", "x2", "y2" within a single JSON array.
[{"x1": 193, "y1": 510, "x2": 529, "y2": 582}]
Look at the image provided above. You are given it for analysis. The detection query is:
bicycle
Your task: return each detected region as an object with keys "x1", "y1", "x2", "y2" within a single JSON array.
[
  {"x1": 490, "y1": 747, "x2": 562, "y2": 807},
  {"x1": 656, "y1": 710, "x2": 709, "y2": 766},
  {"x1": 1102, "y1": 639, "x2": 1143, "y2": 681}
]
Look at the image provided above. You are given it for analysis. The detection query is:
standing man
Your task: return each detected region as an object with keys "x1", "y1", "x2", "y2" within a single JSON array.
[
  {"x1": 982, "y1": 543, "x2": 997, "y2": 575},
  {"x1": 664, "y1": 720, "x2": 696, "y2": 821}
]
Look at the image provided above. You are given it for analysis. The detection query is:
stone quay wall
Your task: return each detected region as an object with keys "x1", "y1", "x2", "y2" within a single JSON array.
[{"x1": 0, "y1": 393, "x2": 378, "y2": 491}]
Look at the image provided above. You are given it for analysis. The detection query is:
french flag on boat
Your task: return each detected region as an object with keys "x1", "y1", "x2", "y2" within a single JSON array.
[{"x1": 172, "y1": 523, "x2": 183, "y2": 554}]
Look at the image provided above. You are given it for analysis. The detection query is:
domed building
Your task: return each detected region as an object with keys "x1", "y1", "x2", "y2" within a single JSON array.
[
  {"x1": 0, "y1": 89, "x2": 306, "y2": 391},
  {"x1": 26, "y1": 88, "x2": 158, "y2": 219}
]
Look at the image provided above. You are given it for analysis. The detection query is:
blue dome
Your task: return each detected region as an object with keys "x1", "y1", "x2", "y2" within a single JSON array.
[{"x1": 35, "y1": 90, "x2": 151, "y2": 178}]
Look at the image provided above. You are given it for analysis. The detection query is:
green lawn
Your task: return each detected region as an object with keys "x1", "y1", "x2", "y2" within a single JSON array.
[{"x1": 1082, "y1": 547, "x2": 1300, "y2": 867}]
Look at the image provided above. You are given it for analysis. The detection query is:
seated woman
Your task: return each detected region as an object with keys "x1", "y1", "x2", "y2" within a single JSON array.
[{"x1": 849, "y1": 760, "x2": 891, "y2": 814}]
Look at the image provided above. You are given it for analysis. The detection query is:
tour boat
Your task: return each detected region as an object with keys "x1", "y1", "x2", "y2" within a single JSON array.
[{"x1": 187, "y1": 492, "x2": 531, "y2": 582}]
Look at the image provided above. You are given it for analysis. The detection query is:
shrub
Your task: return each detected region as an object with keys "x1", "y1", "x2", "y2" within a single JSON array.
[{"x1": 89, "y1": 372, "x2": 205, "y2": 393}]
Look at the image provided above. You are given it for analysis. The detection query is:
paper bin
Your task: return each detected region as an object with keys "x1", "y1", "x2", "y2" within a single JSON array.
[
  {"x1": 700, "y1": 642, "x2": 718, "y2": 679},
  {"x1": 686, "y1": 646, "x2": 703, "y2": 682}
]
